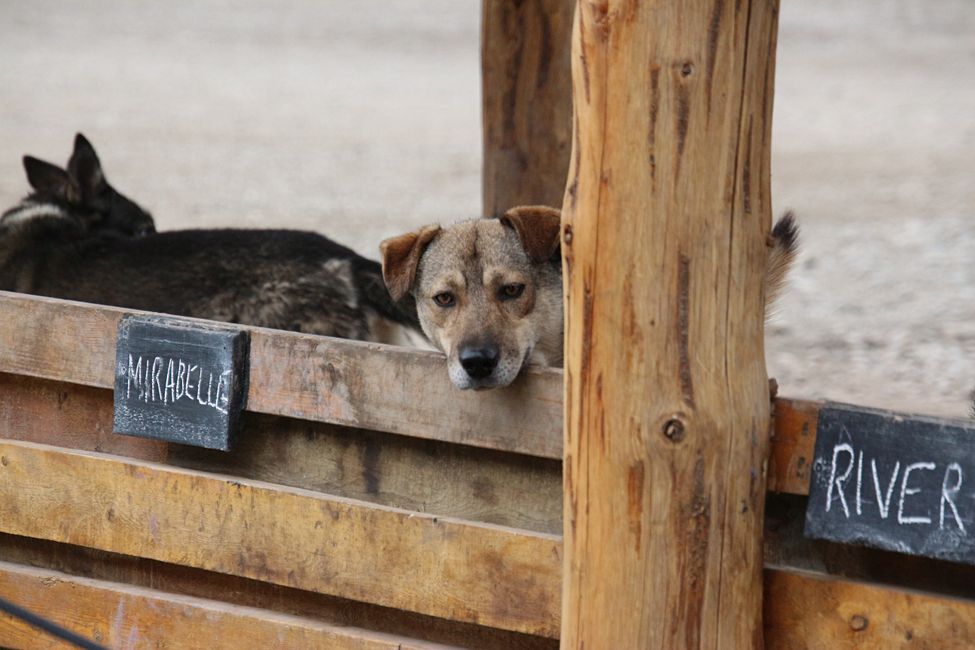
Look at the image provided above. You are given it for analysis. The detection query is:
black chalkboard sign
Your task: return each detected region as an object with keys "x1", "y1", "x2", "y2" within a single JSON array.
[
  {"x1": 805, "y1": 403, "x2": 975, "y2": 564},
  {"x1": 113, "y1": 316, "x2": 249, "y2": 451}
]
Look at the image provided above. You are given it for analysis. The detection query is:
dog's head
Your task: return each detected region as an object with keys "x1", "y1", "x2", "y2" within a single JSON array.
[
  {"x1": 21, "y1": 133, "x2": 155, "y2": 237},
  {"x1": 381, "y1": 206, "x2": 563, "y2": 390}
]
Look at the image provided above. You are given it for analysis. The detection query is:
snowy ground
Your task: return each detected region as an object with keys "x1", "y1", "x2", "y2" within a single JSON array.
[{"x1": 1, "y1": 0, "x2": 972, "y2": 416}]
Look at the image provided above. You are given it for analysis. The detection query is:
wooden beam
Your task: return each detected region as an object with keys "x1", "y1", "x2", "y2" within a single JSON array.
[
  {"x1": 0, "y1": 291, "x2": 880, "y2": 489},
  {"x1": 0, "y1": 561, "x2": 455, "y2": 650},
  {"x1": 0, "y1": 287, "x2": 832, "y2": 484},
  {"x1": 766, "y1": 492, "x2": 975, "y2": 605},
  {"x1": 765, "y1": 569, "x2": 975, "y2": 649},
  {"x1": 0, "y1": 440, "x2": 561, "y2": 637},
  {"x1": 0, "y1": 532, "x2": 558, "y2": 650},
  {"x1": 0, "y1": 291, "x2": 563, "y2": 459},
  {"x1": 0, "y1": 373, "x2": 562, "y2": 534},
  {"x1": 481, "y1": 0, "x2": 574, "y2": 216},
  {"x1": 560, "y1": 0, "x2": 780, "y2": 647},
  {"x1": 768, "y1": 397, "x2": 820, "y2": 495},
  {"x1": 0, "y1": 372, "x2": 167, "y2": 462}
]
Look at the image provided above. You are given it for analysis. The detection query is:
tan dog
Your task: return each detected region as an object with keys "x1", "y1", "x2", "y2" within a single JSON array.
[{"x1": 381, "y1": 206, "x2": 797, "y2": 390}]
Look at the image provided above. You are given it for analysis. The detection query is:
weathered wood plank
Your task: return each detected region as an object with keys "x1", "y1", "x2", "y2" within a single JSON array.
[
  {"x1": 0, "y1": 440, "x2": 561, "y2": 637},
  {"x1": 766, "y1": 492, "x2": 975, "y2": 604},
  {"x1": 768, "y1": 397, "x2": 820, "y2": 495},
  {"x1": 560, "y1": 0, "x2": 780, "y2": 646},
  {"x1": 481, "y1": 0, "x2": 574, "y2": 215},
  {"x1": 765, "y1": 568, "x2": 975, "y2": 649},
  {"x1": 173, "y1": 414, "x2": 563, "y2": 535},
  {"x1": 0, "y1": 374, "x2": 562, "y2": 534},
  {"x1": 0, "y1": 373, "x2": 167, "y2": 462},
  {"x1": 0, "y1": 291, "x2": 840, "y2": 469},
  {"x1": 247, "y1": 316, "x2": 563, "y2": 458},
  {"x1": 0, "y1": 560, "x2": 455, "y2": 650},
  {"x1": 0, "y1": 291, "x2": 563, "y2": 458},
  {"x1": 0, "y1": 532, "x2": 557, "y2": 650}
]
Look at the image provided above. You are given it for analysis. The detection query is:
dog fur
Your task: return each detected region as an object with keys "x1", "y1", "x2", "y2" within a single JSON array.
[
  {"x1": 2, "y1": 133, "x2": 156, "y2": 237},
  {"x1": 1, "y1": 136, "x2": 423, "y2": 345},
  {"x1": 381, "y1": 206, "x2": 798, "y2": 390}
]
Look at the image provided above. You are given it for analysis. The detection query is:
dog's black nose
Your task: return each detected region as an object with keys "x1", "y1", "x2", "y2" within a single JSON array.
[{"x1": 459, "y1": 345, "x2": 499, "y2": 380}]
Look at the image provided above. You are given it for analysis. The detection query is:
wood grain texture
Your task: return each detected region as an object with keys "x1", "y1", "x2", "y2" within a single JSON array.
[
  {"x1": 0, "y1": 291, "x2": 563, "y2": 459},
  {"x1": 560, "y1": 0, "x2": 780, "y2": 647},
  {"x1": 0, "y1": 561, "x2": 455, "y2": 650},
  {"x1": 768, "y1": 397, "x2": 820, "y2": 495},
  {"x1": 173, "y1": 413, "x2": 563, "y2": 535},
  {"x1": 0, "y1": 291, "x2": 827, "y2": 470},
  {"x1": 766, "y1": 492, "x2": 975, "y2": 605},
  {"x1": 0, "y1": 373, "x2": 167, "y2": 462},
  {"x1": 482, "y1": 0, "x2": 574, "y2": 216},
  {"x1": 765, "y1": 569, "x2": 975, "y2": 649},
  {"x1": 0, "y1": 533, "x2": 558, "y2": 650},
  {"x1": 0, "y1": 440, "x2": 562, "y2": 637},
  {"x1": 0, "y1": 373, "x2": 562, "y2": 534}
]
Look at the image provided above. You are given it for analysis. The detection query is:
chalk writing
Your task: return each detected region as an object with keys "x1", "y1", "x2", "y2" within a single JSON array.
[
  {"x1": 113, "y1": 316, "x2": 249, "y2": 451},
  {"x1": 806, "y1": 404, "x2": 975, "y2": 565},
  {"x1": 125, "y1": 354, "x2": 232, "y2": 414},
  {"x1": 821, "y1": 443, "x2": 963, "y2": 532}
]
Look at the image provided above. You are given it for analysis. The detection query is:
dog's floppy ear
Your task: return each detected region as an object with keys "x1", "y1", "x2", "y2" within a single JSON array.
[
  {"x1": 500, "y1": 205, "x2": 563, "y2": 263},
  {"x1": 67, "y1": 133, "x2": 106, "y2": 198},
  {"x1": 23, "y1": 156, "x2": 73, "y2": 199},
  {"x1": 380, "y1": 224, "x2": 441, "y2": 302}
]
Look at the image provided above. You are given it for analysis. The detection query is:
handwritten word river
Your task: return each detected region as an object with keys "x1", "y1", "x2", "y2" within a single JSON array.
[
  {"x1": 823, "y1": 442, "x2": 966, "y2": 534},
  {"x1": 124, "y1": 354, "x2": 232, "y2": 414}
]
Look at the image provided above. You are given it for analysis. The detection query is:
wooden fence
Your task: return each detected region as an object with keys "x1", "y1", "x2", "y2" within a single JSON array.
[{"x1": 1, "y1": 290, "x2": 973, "y2": 648}]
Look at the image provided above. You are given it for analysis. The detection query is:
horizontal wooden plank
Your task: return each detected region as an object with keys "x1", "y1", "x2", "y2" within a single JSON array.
[
  {"x1": 0, "y1": 372, "x2": 168, "y2": 462},
  {"x1": 0, "y1": 291, "x2": 563, "y2": 459},
  {"x1": 0, "y1": 532, "x2": 557, "y2": 650},
  {"x1": 0, "y1": 560, "x2": 455, "y2": 650},
  {"x1": 0, "y1": 374, "x2": 562, "y2": 534},
  {"x1": 174, "y1": 413, "x2": 563, "y2": 535},
  {"x1": 768, "y1": 397, "x2": 820, "y2": 495},
  {"x1": 0, "y1": 440, "x2": 561, "y2": 637},
  {"x1": 765, "y1": 568, "x2": 975, "y2": 649},
  {"x1": 766, "y1": 492, "x2": 975, "y2": 604}
]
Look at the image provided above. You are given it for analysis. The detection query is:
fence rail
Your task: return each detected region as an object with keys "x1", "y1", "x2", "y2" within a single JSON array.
[{"x1": 0, "y1": 292, "x2": 971, "y2": 648}]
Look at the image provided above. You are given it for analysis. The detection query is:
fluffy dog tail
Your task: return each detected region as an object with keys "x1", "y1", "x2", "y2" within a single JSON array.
[{"x1": 766, "y1": 212, "x2": 799, "y2": 316}]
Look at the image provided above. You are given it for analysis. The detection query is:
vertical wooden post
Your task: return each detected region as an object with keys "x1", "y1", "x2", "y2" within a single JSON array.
[
  {"x1": 561, "y1": 1, "x2": 779, "y2": 648},
  {"x1": 481, "y1": 0, "x2": 575, "y2": 215}
]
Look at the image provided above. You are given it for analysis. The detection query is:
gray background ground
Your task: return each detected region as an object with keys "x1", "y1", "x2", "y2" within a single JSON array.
[{"x1": 1, "y1": 1, "x2": 972, "y2": 416}]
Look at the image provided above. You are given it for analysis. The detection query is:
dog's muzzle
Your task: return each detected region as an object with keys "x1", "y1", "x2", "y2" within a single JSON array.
[{"x1": 458, "y1": 344, "x2": 500, "y2": 381}]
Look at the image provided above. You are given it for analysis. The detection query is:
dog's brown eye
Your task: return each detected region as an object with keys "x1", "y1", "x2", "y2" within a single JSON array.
[
  {"x1": 499, "y1": 283, "x2": 525, "y2": 301},
  {"x1": 433, "y1": 292, "x2": 455, "y2": 308}
]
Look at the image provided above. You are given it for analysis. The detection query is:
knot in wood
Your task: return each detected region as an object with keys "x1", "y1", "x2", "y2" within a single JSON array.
[
  {"x1": 849, "y1": 615, "x2": 869, "y2": 632},
  {"x1": 680, "y1": 61, "x2": 695, "y2": 77},
  {"x1": 663, "y1": 417, "x2": 686, "y2": 443},
  {"x1": 563, "y1": 225, "x2": 573, "y2": 245}
]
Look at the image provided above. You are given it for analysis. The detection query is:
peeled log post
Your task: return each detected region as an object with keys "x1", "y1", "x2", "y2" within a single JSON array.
[
  {"x1": 561, "y1": 1, "x2": 779, "y2": 648},
  {"x1": 481, "y1": 0, "x2": 575, "y2": 215}
]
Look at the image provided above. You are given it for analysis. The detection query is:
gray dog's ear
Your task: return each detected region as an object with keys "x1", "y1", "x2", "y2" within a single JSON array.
[
  {"x1": 67, "y1": 133, "x2": 106, "y2": 198},
  {"x1": 380, "y1": 224, "x2": 442, "y2": 302},
  {"x1": 500, "y1": 205, "x2": 563, "y2": 263},
  {"x1": 23, "y1": 156, "x2": 71, "y2": 198}
]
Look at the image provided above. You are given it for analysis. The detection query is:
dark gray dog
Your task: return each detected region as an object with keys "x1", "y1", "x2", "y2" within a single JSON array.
[{"x1": 1, "y1": 135, "x2": 423, "y2": 344}]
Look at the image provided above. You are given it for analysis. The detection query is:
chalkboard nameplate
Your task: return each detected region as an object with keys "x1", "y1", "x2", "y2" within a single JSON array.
[
  {"x1": 805, "y1": 404, "x2": 975, "y2": 564},
  {"x1": 113, "y1": 316, "x2": 249, "y2": 451}
]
